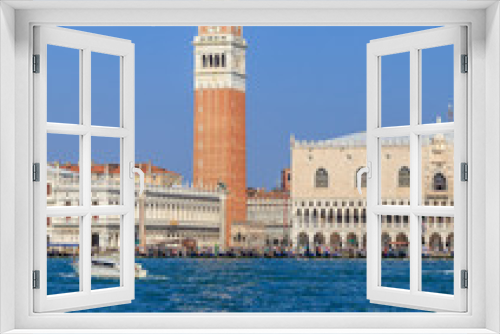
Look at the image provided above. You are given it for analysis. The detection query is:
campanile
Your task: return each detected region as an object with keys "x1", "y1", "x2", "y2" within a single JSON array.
[{"x1": 193, "y1": 26, "x2": 247, "y2": 248}]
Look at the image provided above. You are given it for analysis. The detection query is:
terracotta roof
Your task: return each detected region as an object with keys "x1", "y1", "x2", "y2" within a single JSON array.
[{"x1": 57, "y1": 163, "x2": 179, "y2": 176}]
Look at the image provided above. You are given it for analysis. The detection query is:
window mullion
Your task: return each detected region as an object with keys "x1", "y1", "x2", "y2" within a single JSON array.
[
  {"x1": 409, "y1": 47, "x2": 420, "y2": 294},
  {"x1": 81, "y1": 48, "x2": 92, "y2": 293}
]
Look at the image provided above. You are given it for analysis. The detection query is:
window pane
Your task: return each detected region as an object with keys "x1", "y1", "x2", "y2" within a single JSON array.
[
  {"x1": 91, "y1": 215, "x2": 121, "y2": 290},
  {"x1": 380, "y1": 137, "x2": 410, "y2": 205},
  {"x1": 91, "y1": 137, "x2": 121, "y2": 206},
  {"x1": 381, "y1": 52, "x2": 410, "y2": 127},
  {"x1": 47, "y1": 133, "x2": 80, "y2": 206},
  {"x1": 47, "y1": 45, "x2": 80, "y2": 124},
  {"x1": 92, "y1": 52, "x2": 121, "y2": 127},
  {"x1": 47, "y1": 216, "x2": 80, "y2": 295},
  {"x1": 381, "y1": 215, "x2": 410, "y2": 290},
  {"x1": 421, "y1": 132, "x2": 454, "y2": 206},
  {"x1": 421, "y1": 216, "x2": 454, "y2": 294},
  {"x1": 421, "y1": 45, "x2": 454, "y2": 124}
]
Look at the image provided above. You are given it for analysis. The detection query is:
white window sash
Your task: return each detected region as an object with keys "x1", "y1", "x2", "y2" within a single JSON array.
[
  {"x1": 33, "y1": 26, "x2": 136, "y2": 313},
  {"x1": 366, "y1": 26, "x2": 468, "y2": 312}
]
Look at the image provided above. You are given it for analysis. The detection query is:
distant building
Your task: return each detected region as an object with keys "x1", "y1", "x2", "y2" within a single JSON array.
[
  {"x1": 290, "y1": 131, "x2": 455, "y2": 256},
  {"x1": 231, "y1": 188, "x2": 291, "y2": 248},
  {"x1": 281, "y1": 168, "x2": 291, "y2": 192}
]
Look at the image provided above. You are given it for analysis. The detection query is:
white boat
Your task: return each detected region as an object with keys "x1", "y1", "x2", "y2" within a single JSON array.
[{"x1": 71, "y1": 257, "x2": 147, "y2": 278}]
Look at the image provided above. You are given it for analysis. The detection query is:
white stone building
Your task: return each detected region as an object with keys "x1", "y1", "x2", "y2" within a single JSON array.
[{"x1": 46, "y1": 163, "x2": 226, "y2": 255}]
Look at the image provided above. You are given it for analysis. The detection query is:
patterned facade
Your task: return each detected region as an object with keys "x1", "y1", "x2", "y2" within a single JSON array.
[{"x1": 290, "y1": 131, "x2": 455, "y2": 256}]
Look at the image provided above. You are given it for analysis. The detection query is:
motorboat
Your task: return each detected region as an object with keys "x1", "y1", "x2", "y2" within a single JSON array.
[{"x1": 71, "y1": 257, "x2": 147, "y2": 278}]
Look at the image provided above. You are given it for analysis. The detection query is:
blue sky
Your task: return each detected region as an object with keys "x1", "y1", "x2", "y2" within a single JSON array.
[{"x1": 47, "y1": 26, "x2": 453, "y2": 189}]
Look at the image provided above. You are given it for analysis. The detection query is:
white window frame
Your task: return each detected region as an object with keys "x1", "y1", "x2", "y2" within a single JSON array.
[
  {"x1": 33, "y1": 26, "x2": 136, "y2": 313},
  {"x1": 366, "y1": 26, "x2": 467, "y2": 312},
  {"x1": 0, "y1": 1, "x2": 498, "y2": 333}
]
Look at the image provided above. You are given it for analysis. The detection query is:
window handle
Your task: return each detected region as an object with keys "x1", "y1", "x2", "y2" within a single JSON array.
[
  {"x1": 357, "y1": 162, "x2": 372, "y2": 195},
  {"x1": 130, "y1": 162, "x2": 145, "y2": 195}
]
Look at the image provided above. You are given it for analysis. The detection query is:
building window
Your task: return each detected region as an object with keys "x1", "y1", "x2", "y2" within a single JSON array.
[
  {"x1": 221, "y1": 53, "x2": 226, "y2": 67},
  {"x1": 315, "y1": 168, "x2": 328, "y2": 188},
  {"x1": 433, "y1": 172, "x2": 447, "y2": 191},
  {"x1": 398, "y1": 166, "x2": 410, "y2": 187}
]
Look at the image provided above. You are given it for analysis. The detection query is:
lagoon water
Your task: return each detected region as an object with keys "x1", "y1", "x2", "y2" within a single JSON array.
[{"x1": 47, "y1": 257, "x2": 453, "y2": 313}]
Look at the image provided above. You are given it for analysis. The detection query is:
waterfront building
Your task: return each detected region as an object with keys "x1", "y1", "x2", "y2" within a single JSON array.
[
  {"x1": 192, "y1": 26, "x2": 248, "y2": 248},
  {"x1": 290, "y1": 130, "x2": 455, "y2": 256},
  {"x1": 46, "y1": 162, "x2": 226, "y2": 255},
  {"x1": 231, "y1": 189, "x2": 291, "y2": 249}
]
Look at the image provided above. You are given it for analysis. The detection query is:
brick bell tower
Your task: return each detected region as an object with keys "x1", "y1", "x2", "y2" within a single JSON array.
[{"x1": 193, "y1": 26, "x2": 247, "y2": 249}]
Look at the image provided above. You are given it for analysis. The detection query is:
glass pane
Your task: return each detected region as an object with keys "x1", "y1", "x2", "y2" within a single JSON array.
[
  {"x1": 47, "y1": 133, "x2": 80, "y2": 206},
  {"x1": 421, "y1": 216, "x2": 454, "y2": 294},
  {"x1": 92, "y1": 52, "x2": 121, "y2": 127},
  {"x1": 381, "y1": 52, "x2": 410, "y2": 127},
  {"x1": 380, "y1": 136, "x2": 410, "y2": 205},
  {"x1": 47, "y1": 216, "x2": 80, "y2": 295},
  {"x1": 381, "y1": 215, "x2": 410, "y2": 290},
  {"x1": 91, "y1": 215, "x2": 121, "y2": 290},
  {"x1": 47, "y1": 45, "x2": 80, "y2": 124},
  {"x1": 421, "y1": 45, "x2": 454, "y2": 124},
  {"x1": 91, "y1": 137, "x2": 121, "y2": 206},
  {"x1": 421, "y1": 132, "x2": 454, "y2": 206}
]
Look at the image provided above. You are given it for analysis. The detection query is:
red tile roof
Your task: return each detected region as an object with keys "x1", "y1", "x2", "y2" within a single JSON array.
[{"x1": 57, "y1": 163, "x2": 180, "y2": 176}]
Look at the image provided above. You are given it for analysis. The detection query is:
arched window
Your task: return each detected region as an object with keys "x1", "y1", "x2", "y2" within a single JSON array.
[
  {"x1": 214, "y1": 54, "x2": 220, "y2": 67},
  {"x1": 433, "y1": 172, "x2": 447, "y2": 191},
  {"x1": 202, "y1": 55, "x2": 207, "y2": 67},
  {"x1": 315, "y1": 168, "x2": 328, "y2": 188},
  {"x1": 221, "y1": 54, "x2": 226, "y2": 67},
  {"x1": 398, "y1": 166, "x2": 410, "y2": 187},
  {"x1": 356, "y1": 167, "x2": 367, "y2": 188},
  {"x1": 209, "y1": 54, "x2": 213, "y2": 67}
]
